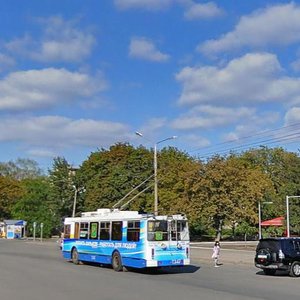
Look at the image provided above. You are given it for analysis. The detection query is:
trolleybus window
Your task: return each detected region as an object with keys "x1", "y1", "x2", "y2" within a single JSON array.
[
  {"x1": 171, "y1": 220, "x2": 189, "y2": 241},
  {"x1": 100, "y1": 222, "x2": 110, "y2": 240},
  {"x1": 80, "y1": 222, "x2": 89, "y2": 239},
  {"x1": 74, "y1": 222, "x2": 79, "y2": 239},
  {"x1": 89, "y1": 222, "x2": 99, "y2": 240},
  {"x1": 112, "y1": 221, "x2": 122, "y2": 241},
  {"x1": 127, "y1": 221, "x2": 140, "y2": 242},
  {"x1": 147, "y1": 220, "x2": 168, "y2": 241},
  {"x1": 64, "y1": 224, "x2": 71, "y2": 239}
]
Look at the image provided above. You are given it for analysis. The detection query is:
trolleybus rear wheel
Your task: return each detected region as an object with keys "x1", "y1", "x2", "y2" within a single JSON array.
[{"x1": 112, "y1": 251, "x2": 123, "y2": 272}]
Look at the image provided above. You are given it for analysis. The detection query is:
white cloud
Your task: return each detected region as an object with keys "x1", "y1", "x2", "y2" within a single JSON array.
[
  {"x1": 291, "y1": 59, "x2": 300, "y2": 72},
  {"x1": 0, "y1": 116, "x2": 130, "y2": 149},
  {"x1": 6, "y1": 16, "x2": 96, "y2": 63},
  {"x1": 114, "y1": 0, "x2": 173, "y2": 10},
  {"x1": 27, "y1": 148, "x2": 56, "y2": 158},
  {"x1": 0, "y1": 68, "x2": 107, "y2": 111},
  {"x1": 0, "y1": 53, "x2": 15, "y2": 72},
  {"x1": 135, "y1": 118, "x2": 168, "y2": 144},
  {"x1": 284, "y1": 107, "x2": 300, "y2": 124},
  {"x1": 184, "y1": 2, "x2": 223, "y2": 20},
  {"x1": 199, "y1": 3, "x2": 300, "y2": 55},
  {"x1": 223, "y1": 111, "x2": 280, "y2": 142},
  {"x1": 5, "y1": 34, "x2": 33, "y2": 56},
  {"x1": 139, "y1": 117, "x2": 167, "y2": 133},
  {"x1": 129, "y1": 37, "x2": 170, "y2": 62},
  {"x1": 171, "y1": 105, "x2": 255, "y2": 130},
  {"x1": 176, "y1": 52, "x2": 300, "y2": 106},
  {"x1": 181, "y1": 134, "x2": 211, "y2": 148}
]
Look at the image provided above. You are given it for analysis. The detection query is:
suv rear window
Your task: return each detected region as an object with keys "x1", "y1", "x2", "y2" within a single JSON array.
[{"x1": 256, "y1": 239, "x2": 281, "y2": 252}]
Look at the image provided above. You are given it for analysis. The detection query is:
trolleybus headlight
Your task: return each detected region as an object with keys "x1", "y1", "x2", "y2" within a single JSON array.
[
  {"x1": 160, "y1": 243, "x2": 167, "y2": 250},
  {"x1": 177, "y1": 242, "x2": 182, "y2": 250}
]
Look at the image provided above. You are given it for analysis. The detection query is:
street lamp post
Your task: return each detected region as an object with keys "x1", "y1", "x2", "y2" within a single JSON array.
[
  {"x1": 135, "y1": 132, "x2": 177, "y2": 216},
  {"x1": 154, "y1": 143, "x2": 158, "y2": 216},
  {"x1": 72, "y1": 185, "x2": 85, "y2": 218},
  {"x1": 286, "y1": 195, "x2": 300, "y2": 237},
  {"x1": 258, "y1": 201, "x2": 273, "y2": 240},
  {"x1": 258, "y1": 201, "x2": 261, "y2": 240}
]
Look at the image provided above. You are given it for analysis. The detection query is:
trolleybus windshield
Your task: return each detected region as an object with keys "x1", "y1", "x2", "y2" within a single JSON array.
[{"x1": 147, "y1": 220, "x2": 189, "y2": 241}]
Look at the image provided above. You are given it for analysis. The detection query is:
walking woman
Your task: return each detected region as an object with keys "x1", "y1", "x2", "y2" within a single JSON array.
[{"x1": 212, "y1": 241, "x2": 221, "y2": 267}]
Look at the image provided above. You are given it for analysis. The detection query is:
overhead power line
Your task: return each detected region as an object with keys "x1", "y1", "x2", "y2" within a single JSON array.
[{"x1": 188, "y1": 121, "x2": 300, "y2": 159}]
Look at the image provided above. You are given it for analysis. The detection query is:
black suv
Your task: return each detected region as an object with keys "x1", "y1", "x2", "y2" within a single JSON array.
[{"x1": 255, "y1": 238, "x2": 300, "y2": 277}]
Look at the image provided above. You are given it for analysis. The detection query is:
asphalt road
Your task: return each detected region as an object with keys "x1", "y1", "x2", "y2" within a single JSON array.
[{"x1": 0, "y1": 239, "x2": 299, "y2": 300}]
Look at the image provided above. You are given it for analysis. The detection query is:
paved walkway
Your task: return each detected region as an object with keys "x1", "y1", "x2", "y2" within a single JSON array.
[{"x1": 190, "y1": 241, "x2": 257, "y2": 266}]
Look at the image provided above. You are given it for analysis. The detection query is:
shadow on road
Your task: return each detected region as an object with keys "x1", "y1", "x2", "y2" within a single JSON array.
[
  {"x1": 124, "y1": 265, "x2": 200, "y2": 275},
  {"x1": 255, "y1": 270, "x2": 290, "y2": 277},
  {"x1": 79, "y1": 261, "x2": 200, "y2": 275}
]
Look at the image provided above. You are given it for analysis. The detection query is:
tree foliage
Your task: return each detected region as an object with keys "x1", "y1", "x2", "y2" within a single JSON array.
[
  {"x1": 193, "y1": 155, "x2": 274, "y2": 239},
  {"x1": 78, "y1": 143, "x2": 153, "y2": 212},
  {"x1": 11, "y1": 178, "x2": 55, "y2": 237},
  {"x1": 0, "y1": 158, "x2": 43, "y2": 180},
  {"x1": 1, "y1": 145, "x2": 300, "y2": 240},
  {"x1": 48, "y1": 157, "x2": 75, "y2": 220},
  {"x1": 0, "y1": 176, "x2": 24, "y2": 219}
]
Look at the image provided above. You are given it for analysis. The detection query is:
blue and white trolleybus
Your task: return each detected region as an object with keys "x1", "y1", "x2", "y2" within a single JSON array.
[{"x1": 62, "y1": 208, "x2": 190, "y2": 271}]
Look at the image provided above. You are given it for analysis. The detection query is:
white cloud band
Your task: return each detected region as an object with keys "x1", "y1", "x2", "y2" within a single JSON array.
[{"x1": 0, "y1": 68, "x2": 107, "y2": 111}]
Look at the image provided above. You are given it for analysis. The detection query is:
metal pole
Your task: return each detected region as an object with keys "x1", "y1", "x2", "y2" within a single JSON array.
[
  {"x1": 286, "y1": 196, "x2": 290, "y2": 237},
  {"x1": 72, "y1": 187, "x2": 78, "y2": 218},
  {"x1": 40, "y1": 223, "x2": 43, "y2": 242},
  {"x1": 33, "y1": 222, "x2": 36, "y2": 242},
  {"x1": 154, "y1": 143, "x2": 158, "y2": 216},
  {"x1": 135, "y1": 132, "x2": 177, "y2": 216},
  {"x1": 258, "y1": 201, "x2": 261, "y2": 240}
]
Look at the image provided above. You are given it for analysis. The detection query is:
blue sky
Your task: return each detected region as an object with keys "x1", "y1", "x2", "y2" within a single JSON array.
[{"x1": 1, "y1": 0, "x2": 300, "y2": 170}]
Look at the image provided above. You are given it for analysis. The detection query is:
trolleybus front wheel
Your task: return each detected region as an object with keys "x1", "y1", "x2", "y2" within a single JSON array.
[{"x1": 112, "y1": 251, "x2": 123, "y2": 272}]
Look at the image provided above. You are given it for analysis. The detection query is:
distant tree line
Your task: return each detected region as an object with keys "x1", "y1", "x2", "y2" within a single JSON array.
[{"x1": 1, "y1": 145, "x2": 300, "y2": 239}]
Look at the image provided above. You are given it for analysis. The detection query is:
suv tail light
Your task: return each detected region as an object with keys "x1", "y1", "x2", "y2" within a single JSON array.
[{"x1": 279, "y1": 249, "x2": 285, "y2": 260}]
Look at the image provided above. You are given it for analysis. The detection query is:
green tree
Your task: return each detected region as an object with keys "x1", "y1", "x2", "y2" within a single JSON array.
[
  {"x1": 48, "y1": 157, "x2": 75, "y2": 222},
  {"x1": 157, "y1": 147, "x2": 202, "y2": 221},
  {"x1": 11, "y1": 178, "x2": 55, "y2": 237},
  {"x1": 79, "y1": 143, "x2": 153, "y2": 212},
  {"x1": 0, "y1": 176, "x2": 24, "y2": 219},
  {"x1": 0, "y1": 158, "x2": 43, "y2": 180},
  {"x1": 241, "y1": 147, "x2": 300, "y2": 234},
  {"x1": 193, "y1": 155, "x2": 273, "y2": 239}
]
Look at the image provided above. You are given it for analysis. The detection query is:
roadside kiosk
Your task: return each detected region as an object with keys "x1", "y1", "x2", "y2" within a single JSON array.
[
  {"x1": 4, "y1": 220, "x2": 27, "y2": 239},
  {"x1": 0, "y1": 222, "x2": 5, "y2": 238}
]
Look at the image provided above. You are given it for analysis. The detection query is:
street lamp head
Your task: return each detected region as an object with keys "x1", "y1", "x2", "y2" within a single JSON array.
[{"x1": 135, "y1": 131, "x2": 143, "y2": 137}]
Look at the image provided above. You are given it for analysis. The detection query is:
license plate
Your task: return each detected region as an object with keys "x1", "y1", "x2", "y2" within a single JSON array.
[
  {"x1": 258, "y1": 254, "x2": 267, "y2": 259},
  {"x1": 172, "y1": 259, "x2": 183, "y2": 265}
]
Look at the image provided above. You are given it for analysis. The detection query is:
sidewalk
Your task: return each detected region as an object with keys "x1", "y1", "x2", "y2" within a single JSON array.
[{"x1": 190, "y1": 242, "x2": 257, "y2": 266}]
